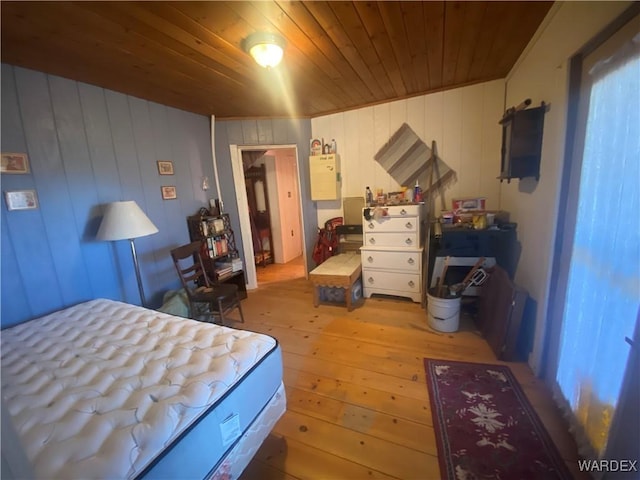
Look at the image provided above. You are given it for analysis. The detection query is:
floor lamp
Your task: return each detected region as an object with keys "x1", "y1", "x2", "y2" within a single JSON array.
[{"x1": 97, "y1": 201, "x2": 159, "y2": 307}]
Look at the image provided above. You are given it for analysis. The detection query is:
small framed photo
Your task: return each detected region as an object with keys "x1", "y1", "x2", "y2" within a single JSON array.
[
  {"x1": 1, "y1": 153, "x2": 30, "y2": 174},
  {"x1": 157, "y1": 160, "x2": 174, "y2": 175},
  {"x1": 5, "y1": 190, "x2": 38, "y2": 210},
  {"x1": 161, "y1": 185, "x2": 177, "y2": 200}
]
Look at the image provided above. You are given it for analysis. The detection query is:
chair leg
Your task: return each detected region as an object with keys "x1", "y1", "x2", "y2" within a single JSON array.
[
  {"x1": 237, "y1": 297, "x2": 245, "y2": 323},
  {"x1": 217, "y1": 298, "x2": 226, "y2": 326}
]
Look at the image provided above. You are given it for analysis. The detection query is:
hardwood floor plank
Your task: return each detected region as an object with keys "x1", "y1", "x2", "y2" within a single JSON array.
[
  {"x1": 282, "y1": 351, "x2": 428, "y2": 400},
  {"x1": 273, "y1": 410, "x2": 439, "y2": 479},
  {"x1": 283, "y1": 367, "x2": 432, "y2": 426},
  {"x1": 232, "y1": 261, "x2": 584, "y2": 479},
  {"x1": 285, "y1": 385, "x2": 437, "y2": 454},
  {"x1": 248, "y1": 435, "x2": 398, "y2": 480}
]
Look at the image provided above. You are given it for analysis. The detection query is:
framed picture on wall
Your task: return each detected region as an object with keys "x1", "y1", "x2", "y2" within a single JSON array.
[
  {"x1": 161, "y1": 186, "x2": 177, "y2": 200},
  {"x1": 5, "y1": 190, "x2": 38, "y2": 210},
  {"x1": 157, "y1": 160, "x2": 174, "y2": 175},
  {"x1": 1, "y1": 153, "x2": 30, "y2": 174}
]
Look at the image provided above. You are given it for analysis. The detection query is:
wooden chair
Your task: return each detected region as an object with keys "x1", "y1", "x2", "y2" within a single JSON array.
[{"x1": 170, "y1": 241, "x2": 244, "y2": 325}]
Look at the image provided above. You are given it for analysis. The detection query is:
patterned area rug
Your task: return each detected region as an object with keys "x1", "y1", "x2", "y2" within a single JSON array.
[{"x1": 424, "y1": 359, "x2": 573, "y2": 480}]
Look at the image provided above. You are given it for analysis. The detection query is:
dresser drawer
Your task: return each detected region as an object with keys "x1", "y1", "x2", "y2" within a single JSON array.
[
  {"x1": 361, "y1": 249, "x2": 421, "y2": 273},
  {"x1": 365, "y1": 232, "x2": 419, "y2": 248},
  {"x1": 363, "y1": 215, "x2": 418, "y2": 233},
  {"x1": 383, "y1": 205, "x2": 421, "y2": 217},
  {"x1": 362, "y1": 270, "x2": 421, "y2": 293}
]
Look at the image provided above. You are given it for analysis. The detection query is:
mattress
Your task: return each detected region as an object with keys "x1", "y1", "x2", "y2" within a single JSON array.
[{"x1": 1, "y1": 298, "x2": 284, "y2": 479}]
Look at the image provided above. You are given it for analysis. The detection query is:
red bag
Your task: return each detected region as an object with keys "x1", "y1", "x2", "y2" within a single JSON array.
[{"x1": 312, "y1": 217, "x2": 343, "y2": 265}]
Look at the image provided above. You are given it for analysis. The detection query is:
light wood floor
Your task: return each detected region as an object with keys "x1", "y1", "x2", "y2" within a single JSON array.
[{"x1": 231, "y1": 258, "x2": 584, "y2": 479}]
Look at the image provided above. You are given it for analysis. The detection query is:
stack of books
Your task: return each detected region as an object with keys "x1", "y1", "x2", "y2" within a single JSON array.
[
  {"x1": 231, "y1": 257, "x2": 243, "y2": 272},
  {"x1": 214, "y1": 260, "x2": 233, "y2": 279}
]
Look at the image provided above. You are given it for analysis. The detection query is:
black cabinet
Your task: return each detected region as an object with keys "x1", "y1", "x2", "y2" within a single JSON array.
[
  {"x1": 187, "y1": 212, "x2": 248, "y2": 299},
  {"x1": 498, "y1": 103, "x2": 546, "y2": 182}
]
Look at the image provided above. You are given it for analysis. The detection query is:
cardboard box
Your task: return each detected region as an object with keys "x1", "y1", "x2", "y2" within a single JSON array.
[{"x1": 452, "y1": 197, "x2": 486, "y2": 211}]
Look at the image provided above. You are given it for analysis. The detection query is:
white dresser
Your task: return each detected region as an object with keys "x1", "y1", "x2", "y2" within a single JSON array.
[{"x1": 360, "y1": 204, "x2": 426, "y2": 303}]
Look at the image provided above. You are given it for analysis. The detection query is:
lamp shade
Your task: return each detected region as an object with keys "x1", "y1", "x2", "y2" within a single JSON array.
[
  {"x1": 245, "y1": 32, "x2": 285, "y2": 68},
  {"x1": 97, "y1": 201, "x2": 158, "y2": 241}
]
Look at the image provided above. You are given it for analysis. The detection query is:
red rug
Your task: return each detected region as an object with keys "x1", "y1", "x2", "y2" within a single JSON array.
[{"x1": 424, "y1": 359, "x2": 573, "y2": 479}]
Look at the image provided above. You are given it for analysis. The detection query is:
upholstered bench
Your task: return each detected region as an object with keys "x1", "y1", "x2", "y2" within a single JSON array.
[{"x1": 309, "y1": 253, "x2": 362, "y2": 311}]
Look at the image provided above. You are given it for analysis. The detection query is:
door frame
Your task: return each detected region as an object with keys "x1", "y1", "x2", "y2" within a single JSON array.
[{"x1": 230, "y1": 144, "x2": 307, "y2": 290}]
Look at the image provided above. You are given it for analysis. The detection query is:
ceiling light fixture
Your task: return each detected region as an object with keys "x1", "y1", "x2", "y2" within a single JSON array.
[{"x1": 245, "y1": 32, "x2": 285, "y2": 68}]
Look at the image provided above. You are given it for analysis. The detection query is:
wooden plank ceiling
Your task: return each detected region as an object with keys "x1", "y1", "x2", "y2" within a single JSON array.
[{"x1": 1, "y1": 1, "x2": 553, "y2": 119}]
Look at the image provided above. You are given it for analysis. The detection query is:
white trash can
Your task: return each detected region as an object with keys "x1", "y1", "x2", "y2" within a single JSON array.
[{"x1": 427, "y1": 291, "x2": 461, "y2": 332}]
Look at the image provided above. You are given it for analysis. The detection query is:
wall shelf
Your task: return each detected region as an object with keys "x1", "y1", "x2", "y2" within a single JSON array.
[{"x1": 498, "y1": 101, "x2": 546, "y2": 183}]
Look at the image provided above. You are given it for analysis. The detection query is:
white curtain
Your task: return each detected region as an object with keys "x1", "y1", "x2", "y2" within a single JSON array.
[{"x1": 554, "y1": 31, "x2": 639, "y2": 459}]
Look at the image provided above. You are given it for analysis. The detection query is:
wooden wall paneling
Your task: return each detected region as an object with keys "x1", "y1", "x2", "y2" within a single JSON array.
[
  {"x1": 77, "y1": 83, "x2": 123, "y2": 301},
  {"x1": 128, "y1": 97, "x2": 167, "y2": 299},
  {"x1": 441, "y1": 2, "x2": 466, "y2": 88},
  {"x1": 458, "y1": 83, "x2": 484, "y2": 197},
  {"x1": 48, "y1": 75, "x2": 113, "y2": 301},
  {"x1": 377, "y1": 2, "x2": 417, "y2": 94},
  {"x1": 354, "y1": 1, "x2": 406, "y2": 98},
  {"x1": 216, "y1": 118, "x2": 315, "y2": 273},
  {"x1": 343, "y1": 110, "x2": 361, "y2": 198},
  {"x1": 371, "y1": 104, "x2": 391, "y2": 194},
  {"x1": 15, "y1": 68, "x2": 92, "y2": 307},
  {"x1": 480, "y1": 80, "x2": 505, "y2": 209},
  {"x1": 401, "y1": 2, "x2": 430, "y2": 93},
  {"x1": 242, "y1": 120, "x2": 260, "y2": 145},
  {"x1": 423, "y1": 91, "x2": 446, "y2": 213},
  {"x1": 406, "y1": 96, "x2": 426, "y2": 146},
  {"x1": 441, "y1": 88, "x2": 464, "y2": 207},
  {"x1": 1, "y1": 67, "x2": 36, "y2": 325},
  {"x1": 225, "y1": 120, "x2": 244, "y2": 146},
  {"x1": 103, "y1": 90, "x2": 148, "y2": 305},
  {"x1": 453, "y1": 2, "x2": 488, "y2": 85},
  {"x1": 388, "y1": 100, "x2": 408, "y2": 192},
  {"x1": 78, "y1": 83, "x2": 123, "y2": 204},
  {"x1": 271, "y1": 119, "x2": 290, "y2": 145},
  {"x1": 0, "y1": 213, "x2": 32, "y2": 326},
  {"x1": 147, "y1": 101, "x2": 179, "y2": 264},
  {"x1": 324, "y1": 2, "x2": 386, "y2": 101},
  {"x1": 424, "y1": 2, "x2": 445, "y2": 90},
  {"x1": 165, "y1": 106, "x2": 205, "y2": 236},
  {"x1": 257, "y1": 119, "x2": 274, "y2": 146}
]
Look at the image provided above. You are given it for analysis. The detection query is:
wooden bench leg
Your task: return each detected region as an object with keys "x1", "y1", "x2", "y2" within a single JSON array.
[{"x1": 313, "y1": 285, "x2": 320, "y2": 307}]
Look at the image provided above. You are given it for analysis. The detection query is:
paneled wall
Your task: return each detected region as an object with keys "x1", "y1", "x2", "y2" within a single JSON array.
[
  {"x1": 213, "y1": 119, "x2": 314, "y2": 274},
  {"x1": 311, "y1": 80, "x2": 505, "y2": 226},
  {"x1": 502, "y1": 1, "x2": 633, "y2": 374},
  {"x1": 1, "y1": 65, "x2": 213, "y2": 327}
]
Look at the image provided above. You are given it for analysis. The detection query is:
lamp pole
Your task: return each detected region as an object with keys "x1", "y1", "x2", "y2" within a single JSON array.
[{"x1": 129, "y1": 238, "x2": 147, "y2": 307}]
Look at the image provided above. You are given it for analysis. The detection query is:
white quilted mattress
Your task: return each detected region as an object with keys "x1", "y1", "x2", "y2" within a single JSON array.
[{"x1": 1, "y1": 299, "x2": 282, "y2": 479}]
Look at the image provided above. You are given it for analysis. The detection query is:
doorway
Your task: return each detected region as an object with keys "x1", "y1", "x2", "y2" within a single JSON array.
[{"x1": 230, "y1": 144, "x2": 307, "y2": 289}]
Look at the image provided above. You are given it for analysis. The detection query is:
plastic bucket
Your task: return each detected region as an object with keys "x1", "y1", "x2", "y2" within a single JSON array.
[{"x1": 427, "y1": 291, "x2": 461, "y2": 332}]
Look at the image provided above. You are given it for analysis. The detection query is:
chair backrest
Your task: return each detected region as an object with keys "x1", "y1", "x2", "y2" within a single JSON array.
[{"x1": 170, "y1": 241, "x2": 211, "y2": 294}]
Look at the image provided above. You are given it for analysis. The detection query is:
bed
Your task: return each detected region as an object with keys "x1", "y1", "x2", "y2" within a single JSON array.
[{"x1": 0, "y1": 298, "x2": 286, "y2": 479}]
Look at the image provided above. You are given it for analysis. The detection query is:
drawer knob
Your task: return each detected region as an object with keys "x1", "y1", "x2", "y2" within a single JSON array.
[
  {"x1": 368, "y1": 277, "x2": 375, "y2": 284},
  {"x1": 368, "y1": 222, "x2": 375, "y2": 229},
  {"x1": 405, "y1": 222, "x2": 413, "y2": 229},
  {"x1": 367, "y1": 256, "x2": 374, "y2": 263},
  {"x1": 407, "y1": 258, "x2": 415, "y2": 265},
  {"x1": 400, "y1": 209, "x2": 407, "y2": 215},
  {"x1": 405, "y1": 238, "x2": 413, "y2": 245},
  {"x1": 408, "y1": 280, "x2": 415, "y2": 287},
  {"x1": 369, "y1": 238, "x2": 376, "y2": 244}
]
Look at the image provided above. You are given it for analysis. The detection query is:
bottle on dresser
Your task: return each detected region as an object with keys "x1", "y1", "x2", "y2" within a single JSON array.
[{"x1": 365, "y1": 186, "x2": 374, "y2": 207}]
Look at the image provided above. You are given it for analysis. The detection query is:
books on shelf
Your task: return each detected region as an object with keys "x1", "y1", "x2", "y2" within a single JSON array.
[
  {"x1": 214, "y1": 257, "x2": 242, "y2": 276},
  {"x1": 206, "y1": 236, "x2": 229, "y2": 258}
]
